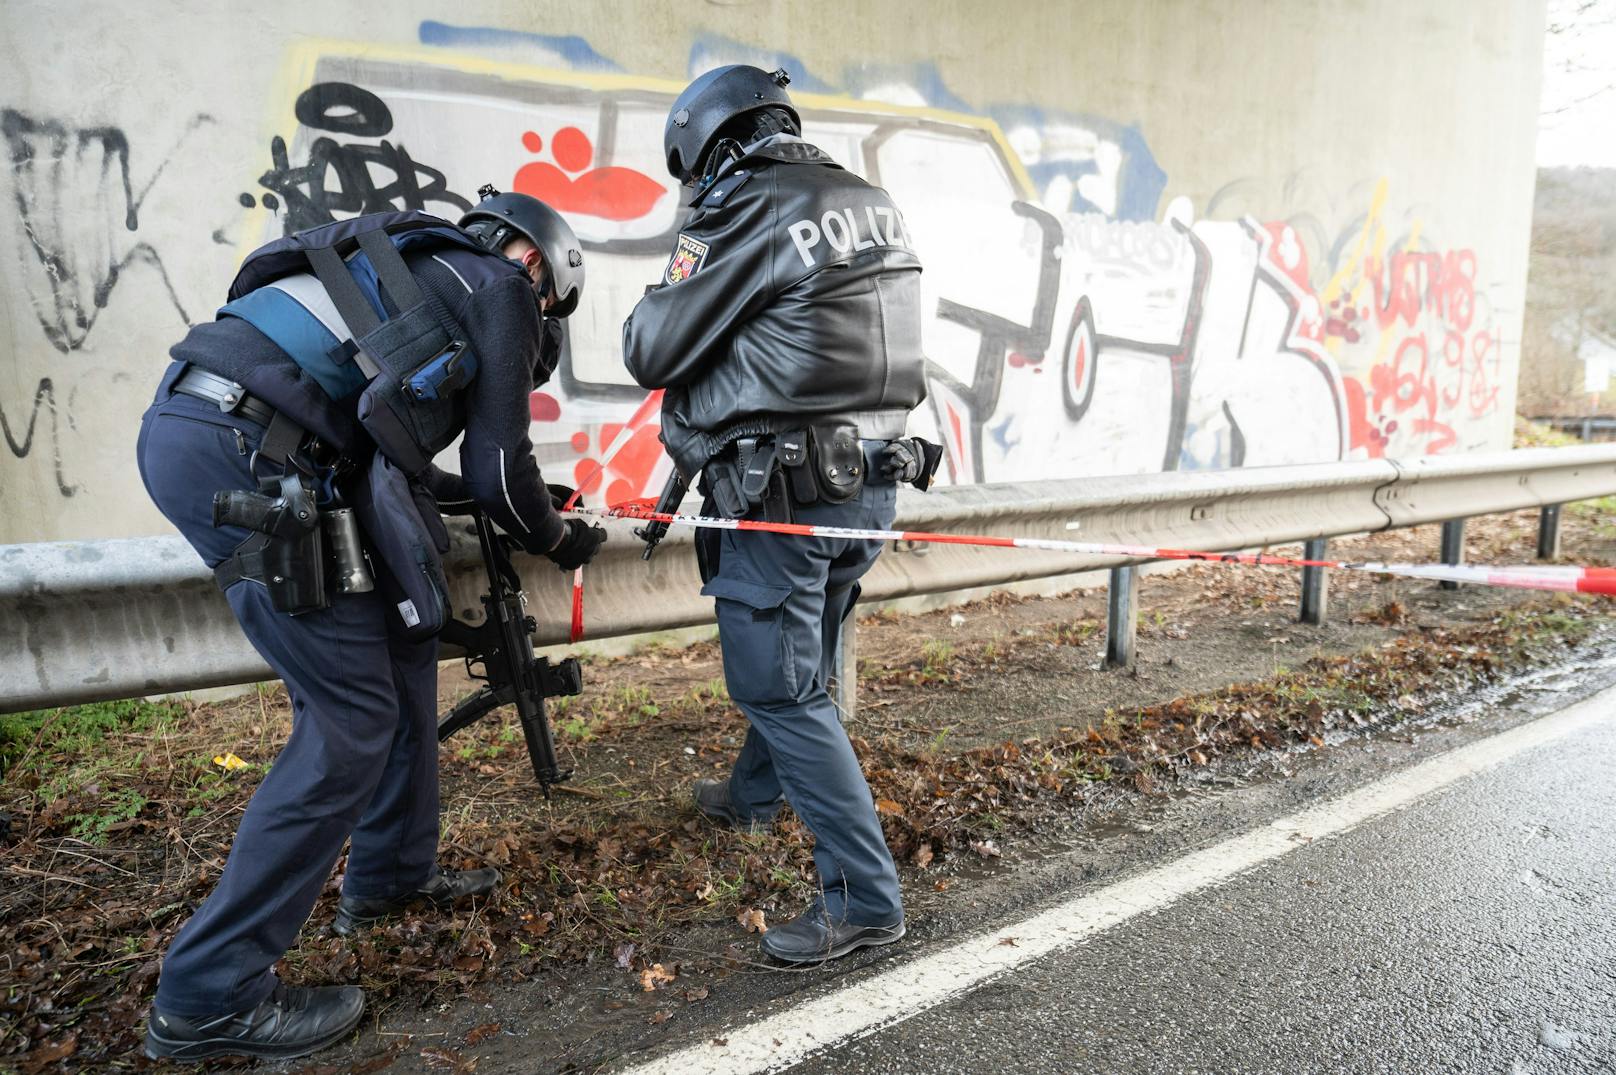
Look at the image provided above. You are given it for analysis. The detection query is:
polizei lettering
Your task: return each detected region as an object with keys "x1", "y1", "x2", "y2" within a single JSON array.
[{"x1": 787, "y1": 206, "x2": 909, "y2": 268}]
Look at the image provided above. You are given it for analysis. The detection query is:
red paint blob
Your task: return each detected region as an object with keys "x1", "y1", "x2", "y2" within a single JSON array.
[
  {"x1": 522, "y1": 130, "x2": 543, "y2": 153},
  {"x1": 573, "y1": 460, "x2": 605, "y2": 494},
  {"x1": 528, "y1": 392, "x2": 561, "y2": 422},
  {"x1": 570, "y1": 432, "x2": 590, "y2": 453},
  {"x1": 552, "y1": 127, "x2": 593, "y2": 173},
  {"x1": 606, "y1": 478, "x2": 635, "y2": 507}
]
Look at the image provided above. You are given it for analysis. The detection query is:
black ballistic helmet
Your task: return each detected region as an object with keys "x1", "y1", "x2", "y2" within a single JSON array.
[
  {"x1": 459, "y1": 186, "x2": 586, "y2": 318},
  {"x1": 664, "y1": 65, "x2": 798, "y2": 185}
]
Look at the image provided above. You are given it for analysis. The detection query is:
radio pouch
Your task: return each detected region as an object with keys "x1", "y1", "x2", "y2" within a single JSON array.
[
  {"x1": 778, "y1": 430, "x2": 819, "y2": 506},
  {"x1": 308, "y1": 230, "x2": 474, "y2": 476}
]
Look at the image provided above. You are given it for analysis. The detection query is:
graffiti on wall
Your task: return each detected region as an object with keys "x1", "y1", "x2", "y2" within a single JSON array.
[
  {"x1": 247, "y1": 82, "x2": 470, "y2": 232},
  {"x1": 1325, "y1": 188, "x2": 1503, "y2": 458},
  {"x1": 1205, "y1": 175, "x2": 1505, "y2": 460},
  {"x1": 1, "y1": 109, "x2": 206, "y2": 354},
  {"x1": 224, "y1": 31, "x2": 1508, "y2": 500},
  {"x1": 0, "y1": 377, "x2": 76, "y2": 497}
]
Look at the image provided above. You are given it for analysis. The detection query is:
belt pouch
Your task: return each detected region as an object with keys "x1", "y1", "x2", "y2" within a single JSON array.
[
  {"x1": 702, "y1": 458, "x2": 750, "y2": 519},
  {"x1": 353, "y1": 451, "x2": 450, "y2": 639},
  {"x1": 778, "y1": 430, "x2": 818, "y2": 506},
  {"x1": 809, "y1": 422, "x2": 864, "y2": 504}
]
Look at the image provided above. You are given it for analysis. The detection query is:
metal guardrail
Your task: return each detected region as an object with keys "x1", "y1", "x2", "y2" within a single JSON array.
[
  {"x1": 1527, "y1": 416, "x2": 1616, "y2": 441},
  {"x1": 5, "y1": 444, "x2": 1616, "y2": 713}
]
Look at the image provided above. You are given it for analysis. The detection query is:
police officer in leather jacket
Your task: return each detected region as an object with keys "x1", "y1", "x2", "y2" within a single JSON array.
[
  {"x1": 135, "y1": 194, "x2": 605, "y2": 1062},
  {"x1": 624, "y1": 65, "x2": 934, "y2": 964}
]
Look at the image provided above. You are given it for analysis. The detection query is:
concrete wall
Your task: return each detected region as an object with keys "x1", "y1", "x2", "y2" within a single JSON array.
[{"x1": 0, "y1": 0, "x2": 1545, "y2": 543}]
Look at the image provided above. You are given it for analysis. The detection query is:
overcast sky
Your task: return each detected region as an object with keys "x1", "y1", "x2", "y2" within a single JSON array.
[{"x1": 1538, "y1": 0, "x2": 1616, "y2": 167}]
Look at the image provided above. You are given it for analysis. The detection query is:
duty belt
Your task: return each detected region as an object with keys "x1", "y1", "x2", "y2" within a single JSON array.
[
  {"x1": 172, "y1": 366, "x2": 308, "y2": 466},
  {"x1": 173, "y1": 366, "x2": 277, "y2": 427}
]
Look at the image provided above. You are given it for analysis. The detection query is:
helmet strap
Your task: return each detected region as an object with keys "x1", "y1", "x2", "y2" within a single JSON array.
[{"x1": 698, "y1": 137, "x2": 744, "y2": 192}]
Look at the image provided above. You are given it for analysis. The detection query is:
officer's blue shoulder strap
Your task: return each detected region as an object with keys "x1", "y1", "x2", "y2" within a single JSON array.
[
  {"x1": 227, "y1": 211, "x2": 457, "y2": 301},
  {"x1": 343, "y1": 224, "x2": 517, "y2": 321},
  {"x1": 220, "y1": 214, "x2": 500, "y2": 400}
]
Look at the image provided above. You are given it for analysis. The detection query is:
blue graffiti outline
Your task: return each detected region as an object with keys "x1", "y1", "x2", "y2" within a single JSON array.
[
  {"x1": 418, "y1": 20, "x2": 622, "y2": 71},
  {"x1": 415, "y1": 23, "x2": 1165, "y2": 221},
  {"x1": 686, "y1": 36, "x2": 836, "y2": 93},
  {"x1": 689, "y1": 33, "x2": 1164, "y2": 221},
  {"x1": 842, "y1": 60, "x2": 974, "y2": 113},
  {"x1": 989, "y1": 104, "x2": 1164, "y2": 222}
]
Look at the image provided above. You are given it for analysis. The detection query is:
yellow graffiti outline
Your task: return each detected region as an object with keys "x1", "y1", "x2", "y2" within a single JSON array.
[
  {"x1": 258, "y1": 36, "x2": 1036, "y2": 203},
  {"x1": 1317, "y1": 178, "x2": 1432, "y2": 369}
]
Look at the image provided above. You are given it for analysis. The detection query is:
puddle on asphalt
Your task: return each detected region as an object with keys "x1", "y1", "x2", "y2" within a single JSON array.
[
  {"x1": 927, "y1": 635, "x2": 1616, "y2": 894},
  {"x1": 1424, "y1": 638, "x2": 1616, "y2": 730}
]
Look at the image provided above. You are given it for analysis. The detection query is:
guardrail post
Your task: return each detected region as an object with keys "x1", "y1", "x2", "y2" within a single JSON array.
[
  {"x1": 830, "y1": 617, "x2": 857, "y2": 722},
  {"x1": 1299, "y1": 538, "x2": 1328, "y2": 625},
  {"x1": 1537, "y1": 505, "x2": 1563, "y2": 561},
  {"x1": 1105, "y1": 565, "x2": 1138, "y2": 670},
  {"x1": 1439, "y1": 518, "x2": 1466, "y2": 590}
]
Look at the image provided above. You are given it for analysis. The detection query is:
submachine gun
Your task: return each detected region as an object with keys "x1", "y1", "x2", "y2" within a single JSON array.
[
  {"x1": 635, "y1": 470, "x2": 688, "y2": 561},
  {"x1": 436, "y1": 510, "x2": 581, "y2": 796}
]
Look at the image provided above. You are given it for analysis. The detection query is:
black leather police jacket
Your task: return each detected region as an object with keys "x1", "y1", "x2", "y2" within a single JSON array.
[{"x1": 622, "y1": 137, "x2": 927, "y2": 478}]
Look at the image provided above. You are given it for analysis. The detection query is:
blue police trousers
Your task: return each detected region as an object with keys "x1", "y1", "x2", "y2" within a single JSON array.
[
  {"x1": 702, "y1": 478, "x2": 903, "y2": 926},
  {"x1": 136, "y1": 364, "x2": 440, "y2": 1018}
]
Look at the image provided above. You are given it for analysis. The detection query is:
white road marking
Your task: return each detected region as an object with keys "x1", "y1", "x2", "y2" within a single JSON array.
[{"x1": 613, "y1": 684, "x2": 1616, "y2": 1075}]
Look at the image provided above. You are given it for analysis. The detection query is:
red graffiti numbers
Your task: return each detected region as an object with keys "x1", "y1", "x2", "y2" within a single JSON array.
[
  {"x1": 1340, "y1": 239, "x2": 1496, "y2": 458},
  {"x1": 1467, "y1": 328, "x2": 1502, "y2": 419},
  {"x1": 1372, "y1": 336, "x2": 1438, "y2": 419},
  {"x1": 1414, "y1": 418, "x2": 1457, "y2": 455}
]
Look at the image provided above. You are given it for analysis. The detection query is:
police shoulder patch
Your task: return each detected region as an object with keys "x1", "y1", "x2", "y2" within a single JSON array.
[{"x1": 665, "y1": 233, "x2": 711, "y2": 285}]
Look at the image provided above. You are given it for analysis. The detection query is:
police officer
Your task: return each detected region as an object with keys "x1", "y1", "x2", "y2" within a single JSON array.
[
  {"x1": 624, "y1": 66, "x2": 938, "y2": 963},
  {"x1": 136, "y1": 192, "x2": 605, "y2": 1061}
]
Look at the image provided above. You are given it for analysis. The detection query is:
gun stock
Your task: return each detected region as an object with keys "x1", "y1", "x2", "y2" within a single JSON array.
[{"x1": 435, "y1": 510, "x2": 581, "y2": 794}]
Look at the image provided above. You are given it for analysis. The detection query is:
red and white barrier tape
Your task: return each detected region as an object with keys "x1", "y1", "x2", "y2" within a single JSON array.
[{"x1": 575, "y1": 499, "x2": 1616, "y2": 597}]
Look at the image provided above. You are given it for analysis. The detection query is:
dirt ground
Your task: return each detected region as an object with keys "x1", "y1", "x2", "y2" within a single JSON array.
[{"x1": 2, "y1": 503, "x2": 1613, "y2": 1072}]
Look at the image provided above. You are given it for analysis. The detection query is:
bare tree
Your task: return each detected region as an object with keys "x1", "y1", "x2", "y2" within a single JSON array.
[{"x1": 1543, "y1": 0, "x2": 1615, "y2": 116}]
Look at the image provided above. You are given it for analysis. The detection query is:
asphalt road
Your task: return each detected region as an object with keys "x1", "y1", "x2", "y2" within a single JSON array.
[
  {"x1": 783, "y1": 690, "x2": 1616, "y2": 1075},
  {"x1": 342, "y1": 658, "x2": 1616, "y2": 1074}
]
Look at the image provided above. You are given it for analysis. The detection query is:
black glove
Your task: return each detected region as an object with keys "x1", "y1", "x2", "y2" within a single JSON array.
[
  {"x1": 547, "y1": 483, "x2": 583, "y2": 511},
  {"x1": 545, "y1": 518, "x2": 607, "y2": 570},
  {"x1": 881, "y1": 437, "x2": 944, "y2": 491},
  {"x1": 881, "y1": 438, "x2": 923, "y2": 484}
]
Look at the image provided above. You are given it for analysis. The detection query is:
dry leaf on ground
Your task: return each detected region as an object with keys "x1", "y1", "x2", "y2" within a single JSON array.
[{"x1": 639, "y1": 962, "x2": 677, "y2": 991}]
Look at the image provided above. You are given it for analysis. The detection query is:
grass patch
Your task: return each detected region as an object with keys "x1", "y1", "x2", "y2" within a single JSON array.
[{"x1": 1, "y1": 697, "x2": 181, "y2": 784}]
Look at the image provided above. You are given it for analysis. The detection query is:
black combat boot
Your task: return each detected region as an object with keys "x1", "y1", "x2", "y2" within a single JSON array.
[
  {"x1": 760, "y1": 900, "x2": 905, "y2": 964},
  {"x1": 692, "y1": 778, "x2": 777, "y2": 833},
  {"x1": 144, "y1": 983, "x2": 364, "y2": 1061},
  {"x1": 331, "y1": 867, "x2": 501, "y2": 936}
]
